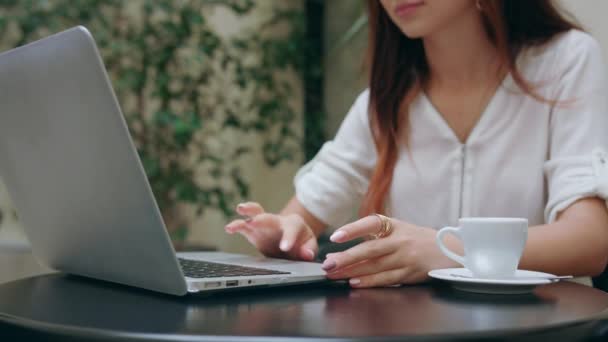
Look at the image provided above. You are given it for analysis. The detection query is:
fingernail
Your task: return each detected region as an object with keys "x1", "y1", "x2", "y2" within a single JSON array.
[
  {"x1": 304, "y1": 248, "x2": 315, "y2": 260},
  {"x1": 322, "y1": 259, "x2": 336, "y2": 271},
  {"x1": 330, "y1": 230, "x2": 346, "y2": 242},
  {"x1": 349, "y1": 278, "x2": 361, "y2": 286},
  {"x1": 245, "y1": 217, "x2": 252, "y2": 223},
  {"x1": 279, "y1": 240, "x2": 290, "y2": 252}
]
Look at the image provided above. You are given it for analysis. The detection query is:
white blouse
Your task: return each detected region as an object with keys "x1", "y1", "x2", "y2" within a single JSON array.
[{"x1": 295, "y1": 30, "x2": 608, "y2": 230}]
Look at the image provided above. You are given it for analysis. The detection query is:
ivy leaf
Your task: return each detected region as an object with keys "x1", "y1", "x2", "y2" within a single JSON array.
[
  {"x1": 232, "y1": 147, "x2": 250, "y2": 158},
  {"x1": 175, "y1": 180, "x2": 198, "y2": 202},
  {"x1": 172, "y1": 116, "x2": 196, "y2": 147},
  {"x1": 188, "y1": 12, "x2": 204, "y2": 25},
  {"x1": 170, "y1": 225, "x2": 189, "y2": 244},
  {"x1": 141, "y1": 156, "x2": 161, "y2": 179},
  {"x1": 210, "y1": 167, "x2": 222, "y2": 179},
  {"x1": 223, "y1": 114, "x2": 241, "y2": 128},
  {"x1": 154, "y1": 111, "x2": 174, "y2": 125},
  {"x1": 231, "y1": 168, "x2": 249, "y2": 198}
]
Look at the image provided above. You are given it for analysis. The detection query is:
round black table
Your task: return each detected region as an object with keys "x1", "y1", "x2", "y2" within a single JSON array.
[{"x1": 0, "y1": 274, "x2": 607, "y2": 341}]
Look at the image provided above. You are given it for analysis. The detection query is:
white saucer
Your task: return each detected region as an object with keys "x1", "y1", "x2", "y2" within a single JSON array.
[{"x1": 428, "y1": 268, "x2": 558, "y2": 295}]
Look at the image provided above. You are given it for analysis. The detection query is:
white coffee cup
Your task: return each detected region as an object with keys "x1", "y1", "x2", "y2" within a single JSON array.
[{"x1": 436, "y1": 217, "x2": 528, "y2": 279}]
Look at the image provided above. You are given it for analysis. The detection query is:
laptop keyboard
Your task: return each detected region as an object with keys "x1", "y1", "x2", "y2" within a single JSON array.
[{"x1": 178, "y1": 258, "x2": 291, "y2": 278}]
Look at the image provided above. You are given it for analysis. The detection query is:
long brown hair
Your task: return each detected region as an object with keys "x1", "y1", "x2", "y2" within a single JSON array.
[{"x1": 360, "y1": 0, "x2": 581, "y2": 217}]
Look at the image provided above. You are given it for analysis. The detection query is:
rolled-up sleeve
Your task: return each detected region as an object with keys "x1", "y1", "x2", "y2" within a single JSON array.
[
  {"x1": 544, "y1": 32, "x2": 608, "y2": 223},
  {"x1": 294, "y1": 90, "x2": 376, "y2": 227}
]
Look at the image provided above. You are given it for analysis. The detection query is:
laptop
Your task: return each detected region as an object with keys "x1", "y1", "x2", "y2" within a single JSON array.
[{"x1": 0, "y1": 26, "x2": 326, "y2": 296}]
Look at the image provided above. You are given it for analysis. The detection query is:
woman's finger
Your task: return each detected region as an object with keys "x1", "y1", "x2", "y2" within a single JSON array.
[
  {"x1": 224, "y1": 219, "x2": 253, "y2": 234},
  {"x1": 224, "y1": 219, "x2": 259, "y2": 242},
  {"x1": 297, "y1": 236, "x2": 319, "y2": 261},
  {"x1": 327, "y1": 253, "x2": 399, "y2": 280},
  {"x1": 236, "y1": 202, "x2": 265, "y2": 217},
  {"x1": 349, "y1": 268, "x2": 408, "y2": 288},
  {"x1": 329, "y1": 215, "x2": 389, "y2": 243},
  {"x1": 279, "y1": 219, "x2": 310, "y2": 253},
  {"x1": 248, "y1": 213, "x2": 281, "y2": 230},
  {"x1": 322, "y1": 238, "x2": 395, "y2": 271}
]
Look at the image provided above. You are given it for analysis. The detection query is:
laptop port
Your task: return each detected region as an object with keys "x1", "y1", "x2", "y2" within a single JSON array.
[
  {"x1": 226, "y1": 280, "x2": 238, "y2": 287},
  {"x1": 204, "y1": 282, "x2": 221, "y2": 289}
]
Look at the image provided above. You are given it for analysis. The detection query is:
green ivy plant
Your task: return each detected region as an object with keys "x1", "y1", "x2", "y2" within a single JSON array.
[{"x1": 0, "y1": 0, "x2": 317, "y2": 246}]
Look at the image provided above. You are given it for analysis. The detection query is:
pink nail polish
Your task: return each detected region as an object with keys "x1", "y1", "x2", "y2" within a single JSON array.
[
  {"x1": 349, "y1": 278, "x2": 361, "y2": 286},
  {"x1": 304, "y1": 249, "x2": 315, "y2": 260},
  {"x1": 330, "y1": 230, "x2": 346, "y2": 242},
  {"x1": 279, "y1": 240, "x2": 290, "y2": 252},
  {"x1": 322, "y1": 259, "x2": 337, "y2": 271}
]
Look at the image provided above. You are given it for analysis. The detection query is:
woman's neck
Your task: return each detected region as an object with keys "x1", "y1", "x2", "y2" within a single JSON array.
[{"x1": 423, "y1": 9, "x2": 500, "y2": 88}]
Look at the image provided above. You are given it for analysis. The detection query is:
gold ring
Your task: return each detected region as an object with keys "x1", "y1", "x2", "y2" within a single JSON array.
[{"x1": 371, "y1": 214, "x2": 393, "y2": 239}]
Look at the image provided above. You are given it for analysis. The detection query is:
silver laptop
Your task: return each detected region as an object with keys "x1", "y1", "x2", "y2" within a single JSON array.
[{"x1": 0, "y1": 26, "x2": 326, "y2": 296}]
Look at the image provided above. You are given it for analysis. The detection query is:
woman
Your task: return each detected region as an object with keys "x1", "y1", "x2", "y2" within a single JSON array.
[{"x1": 225, "y1": 0, "x2": 608, "y2": 288}]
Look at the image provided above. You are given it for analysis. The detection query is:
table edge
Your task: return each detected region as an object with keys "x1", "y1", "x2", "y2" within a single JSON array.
[{"x1": 0, "y1": 310, "x2": 602, "y2": 342}]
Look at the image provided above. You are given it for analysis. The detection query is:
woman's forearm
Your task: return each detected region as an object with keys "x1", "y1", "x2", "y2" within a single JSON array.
[
  {"x1": 280, "y1": 196, "x2": 327, "y2": 237},
  {"x1": 519, "y1": 198, "x2": 608, "y2": 276}
]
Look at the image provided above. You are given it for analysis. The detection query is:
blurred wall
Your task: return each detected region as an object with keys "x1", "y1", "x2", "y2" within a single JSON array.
[
  {"x1": 561, "y1": 0, "x2": 608, "y2": 62},
  {"x1": 323, "y1": 0, "x2": 368, "y2": 139}
]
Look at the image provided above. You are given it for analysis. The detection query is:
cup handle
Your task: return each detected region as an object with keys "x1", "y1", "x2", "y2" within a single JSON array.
[{"x1": 436, "y1": 226, "x2": 465, "y2": 267}]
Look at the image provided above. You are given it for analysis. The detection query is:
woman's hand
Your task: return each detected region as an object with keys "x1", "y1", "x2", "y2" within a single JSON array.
[
  {"x1": 224, "y1": 202, "x2": 318, "y2": 261},
  {"x1": 322, "y1": 216, "x2": 458, "y2": 288}
]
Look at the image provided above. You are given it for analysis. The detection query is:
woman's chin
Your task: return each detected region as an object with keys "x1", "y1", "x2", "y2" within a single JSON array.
[{"x1": 396, "y1": 24, "x2": 430, "y2": 39}]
